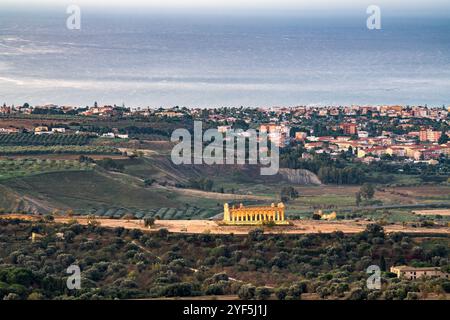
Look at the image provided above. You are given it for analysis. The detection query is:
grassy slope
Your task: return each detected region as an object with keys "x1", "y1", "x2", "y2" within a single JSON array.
[
  {"x1": 1, "y1": 153, "x2": 448, "y2": 222},
  {"x1": 2, "y1": 170, "x2": 176, "y2": 210}
]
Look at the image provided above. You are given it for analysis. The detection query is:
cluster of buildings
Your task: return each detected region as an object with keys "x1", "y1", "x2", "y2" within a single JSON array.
[
  {"x1": 0, "y1": 103, "x2": 130, "y2": 117},
  {"x1": 390, "y1": 266, "x2": 449, "y2": 280},
  {"x1": 33, "y1": 126, "x2": 66, "y2": 135},
  {"x1": 1, "y1": 103, "x2": 448, "y2": 119},
  {"x1": 217, "y1": 119, "x2": 448, "y2": 162},
  {"x1": 0, "y1": 103, "x2": 76, "y2": 115},
  {"x1": 273, "y1": 105, "x2": 449, "y2": 121},
  {"x1": 0, "y1": 124, "x2": 129, "y2": 140},
  {"x1": 1, "y1": 103, "x2": 448, "y2": 163},
  {"x1": 298, "y1": 129, "x2": 449, "y2": 163},
  {"x1": 216, "y1": 123, "x2": 292, "y2": 147}
]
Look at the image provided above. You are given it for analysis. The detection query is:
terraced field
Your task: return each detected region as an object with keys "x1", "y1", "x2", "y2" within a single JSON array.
[
  {"x1": 82, "y1": 206, "x2": 218, "y2": 220},
  {"x1": 0, "y1": 159, "x2": 94, "y2": 180}
]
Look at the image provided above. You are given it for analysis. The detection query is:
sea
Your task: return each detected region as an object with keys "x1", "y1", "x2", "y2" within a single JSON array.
[{"x1": 0, "y1": 9, "x2": 449, "y2": 108}]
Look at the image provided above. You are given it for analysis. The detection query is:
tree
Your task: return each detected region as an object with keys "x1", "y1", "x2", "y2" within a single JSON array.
[
  {"x1": 66, "y1": 209, "x2": 75, "y2": 217},
  {"x1": 43, "y1": 214, "x2": 54, "y2": 222},
  {"x1": 441, "y1": 281, "x2": 450, "y2": 293},
  {"x1": 360, "y1": 183, "x2": 375, "y2": 200},
  {"x1": 438, "y1": 132, "x2": 448, "y2": 144},
  {"x1": 312, "y1": 213, "x2": 321, "y2": 220},
  {"x1": 27, "y1": 292, "x2": 44, "y2": 300},
  {"x1": 289, "y1": 281, "x2": 307, "y2": 299},
  {"x1": 248, "y1": 228, "x2": 264, "y2": 241},
  {"x1": 379, "y1": 255, "x2": 387, "y2": 271},
  {"x1": 255, "y1": 287, "x2": 272, "y2": 300},
  {"x1": 366, "y1": 224, "x2": 385, "y2": 238},
  {"x1": 275, "y1": 287, "x2": 288, "y2": 300},
  {"x1": 144, "y1": 217, "x2": 155, "y2": 228},
  {"x1": 144, "y1": 178, "x2": 155, "y2": 187},
  {"x1": 355, "y1": 192, "x2": 362, "y2": 206},
  {"x1": 280, "y1": 186, "x2": 299, "y2": 202},
  {"x1": 3, "y1": 293, "x2": 20, "y2": 300},
  {"x1": 87, "y1": 215, "x2": 101, "y2": 227},
  {"x1": 96, "y1": 158, "x2": 124, "y2": 171},
  {"x1": 205, "y1": 283, "x2": 224, "y2": 295},
  {"x1": 238, "y1": 284, "x2": 256, "y2": 299},
  {"x1": 347, "y1": 288, "x2": 367, "y2": 300}
]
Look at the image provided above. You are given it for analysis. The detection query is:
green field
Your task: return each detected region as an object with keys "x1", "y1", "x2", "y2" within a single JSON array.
[
  {"x1": 0, "y1": 159, "x2": 94, "y2": 180},
  {"x1": 0, "y1": 133, "x2": 92, "y2": 146},
  {"x1": 1, "y1": 168, "x2": 222, "y2": 217},
  {"x1": 0, "y1": 145, "x2": 120, "y2": 155}
]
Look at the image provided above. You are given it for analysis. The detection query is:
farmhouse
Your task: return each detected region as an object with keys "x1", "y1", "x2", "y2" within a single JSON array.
[
  {"x1": 34, "y1": 126, "x2": 54, "y2": 135},
  {"x1": 390, "y1": 266, "x2": 449, "y2": 280}
]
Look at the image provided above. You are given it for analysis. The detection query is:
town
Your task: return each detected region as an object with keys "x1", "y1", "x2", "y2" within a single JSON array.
[{"x1": 1, "y1": 103, "x2": 448, "y2": 165}]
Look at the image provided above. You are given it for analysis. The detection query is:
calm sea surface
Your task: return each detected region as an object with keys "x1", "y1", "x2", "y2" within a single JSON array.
[{"x1": 0, "y1": 10, "x2": 449, "y2": 107}]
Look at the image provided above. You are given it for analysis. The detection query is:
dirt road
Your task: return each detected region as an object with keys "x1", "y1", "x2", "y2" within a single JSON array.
[
  {"x1": 53, "y1": 217, "x2": 450, "y2": 235},
  {"x1": 413, "y1": 209, "x2": 450, "y2": 216},
  {"x1": 2, "y1": 214, "x2": 448, "y2": 235}
]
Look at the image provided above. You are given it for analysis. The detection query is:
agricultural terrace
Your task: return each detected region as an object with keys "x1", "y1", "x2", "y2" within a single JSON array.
[
  {"x1": 0, "y1": 159, "x2": 94, "y2": 180},
  {"x1": 0, "y1": 133, "x2": 92, "y2": 146},
  {"x1": 0, "y1": 145, "x2": 120, "y2": 155}
]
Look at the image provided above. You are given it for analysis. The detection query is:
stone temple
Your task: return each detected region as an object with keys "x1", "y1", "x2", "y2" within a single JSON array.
[{"x1": 222, "y1": 202, "x2": 289, "y2": 225}]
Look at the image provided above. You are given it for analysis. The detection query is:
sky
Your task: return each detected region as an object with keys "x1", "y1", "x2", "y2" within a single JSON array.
[{"x1": 1, "y1": 0, "x2": 450, "y2": 14}]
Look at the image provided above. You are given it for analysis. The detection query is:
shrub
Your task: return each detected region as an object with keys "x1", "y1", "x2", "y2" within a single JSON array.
[
  {"x1": 255, "y1": 287, "x2": 272, "y2": 300},
  {"x1": 238, "y1": 284, "x2": 256, "y2": 300}
]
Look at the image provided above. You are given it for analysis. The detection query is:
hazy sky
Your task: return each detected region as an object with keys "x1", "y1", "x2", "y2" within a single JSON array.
[{"x1": 2, "y1": 0, "x2": 450, "y2": 13}]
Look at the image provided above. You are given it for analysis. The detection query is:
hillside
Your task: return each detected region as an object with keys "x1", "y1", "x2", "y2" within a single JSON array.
[{"x1": 0, "y1": 154, "x2": 321, "y2": 217}]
